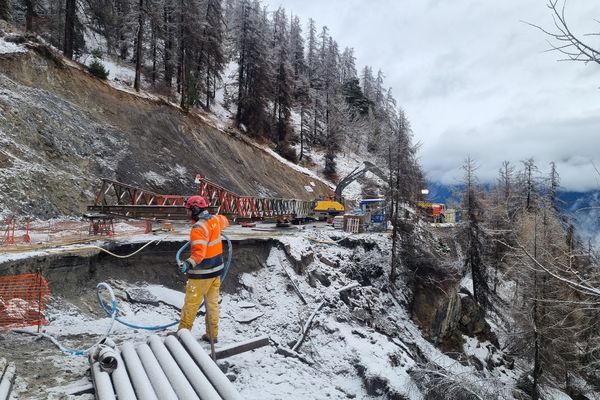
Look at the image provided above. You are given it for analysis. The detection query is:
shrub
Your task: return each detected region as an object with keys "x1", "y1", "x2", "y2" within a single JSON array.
[
  {"x1": 88, "y1": 59, "x2": 109, "y2": 80},
  {"x1": 91, "y1": 48, "x2": 103, "y2": 59}
]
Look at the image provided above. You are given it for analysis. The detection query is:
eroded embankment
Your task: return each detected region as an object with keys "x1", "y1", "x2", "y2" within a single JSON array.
[{"x1": 0, "y1": 238, "x2": 276, "y2": 300}]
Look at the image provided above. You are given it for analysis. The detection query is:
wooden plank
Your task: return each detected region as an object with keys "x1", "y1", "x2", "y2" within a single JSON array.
[{"x1": 215, "y1": 336, "x2": 270, "y2": 360}]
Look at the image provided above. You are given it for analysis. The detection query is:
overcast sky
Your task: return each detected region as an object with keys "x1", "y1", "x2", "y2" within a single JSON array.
[{"x1": 262, "y1": 0, "x2": 600, "y2": 192}]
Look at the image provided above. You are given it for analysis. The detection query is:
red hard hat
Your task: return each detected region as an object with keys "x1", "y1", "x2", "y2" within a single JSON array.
[{"x1": 185, "y1": 196, "x2": 208, "y2": 209}]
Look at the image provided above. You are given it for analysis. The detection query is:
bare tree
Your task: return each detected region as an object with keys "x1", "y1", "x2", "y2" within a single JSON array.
[
  {"x1": 526, "y1": 0, "x2": 600, "y2": 65},
  {"x1": 461, "y1": 156, "x2": 490, "y2": 310}
]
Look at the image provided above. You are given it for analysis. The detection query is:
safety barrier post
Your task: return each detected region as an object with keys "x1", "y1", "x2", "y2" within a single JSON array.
[
  {"x1": 1, "y1": 219, "x2": 15, "y2": 245},
  {"x1": 22, "y1": 220, "x2": 31, "y2": 244}
]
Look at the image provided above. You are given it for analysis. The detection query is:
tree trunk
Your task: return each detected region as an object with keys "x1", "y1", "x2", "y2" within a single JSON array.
[
  {"x1": 389, "y1": 146, "x2": 399, "y2": 282},
  {"x1": 299, "y1": 108, "x2": 304, "y2": 161},
  {"x1": 180, "y1": 48, "x2": 187, "y2": 109},
  {"x1": 0, "y1": 0, "x2": 10, "y2": 21},
  {"x1": 63, "y1": 0, "x2": 76, "y2": 59},
  {"x1": 134, "y1": 0, "x2": 144, "y2": 92},
  {"x1": 25, "y1": 0, "x2": 35, "y2": 31},
  {"x1": 205, "y1": 57, "x2": 211, "y2": 109},
  {"x1": 151, "y1": 20, "x2": 157, "y2": 84},
  {"x1": 177, "y1": 0, "x2": 184, "y2": 95},
  {"x1": 163, "y1": 4, "x2": 173, "y2": 87},
  {"x1": 235, "y1": 4, "x2": 247, "y2": 126}
]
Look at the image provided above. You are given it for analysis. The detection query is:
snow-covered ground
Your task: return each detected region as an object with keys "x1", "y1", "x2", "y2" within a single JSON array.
[
  {"x1": 0, "y1": 221, "x2": 551, "y2": 399},
  {"x1": 0, "y1": 36, "x2": 27, "y2": 54}
]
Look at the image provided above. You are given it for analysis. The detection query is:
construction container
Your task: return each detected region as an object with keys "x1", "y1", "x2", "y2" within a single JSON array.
[{"x1": 443, "y1": 208, "x2": 456, "y2": 223}]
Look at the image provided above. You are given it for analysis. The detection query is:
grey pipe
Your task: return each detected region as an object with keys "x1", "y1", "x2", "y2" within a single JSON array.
[
  {"x1": 90, "y1": 361, "x2": 116, "y2": 400},
  {"x1": 178, "y1": 329, "x2": 243, "y2": 400},
  {"x1": 136, "y1": 343, "x2": 178, "y2": 400},
  {"x1": 112, "y1": 350, "x2": 137, "y2": 400},
  {"x1": 121, "y1": 342, "x2": 158, "y2": 400},
  {"x1": 0, "y1": 362, "x2": 15, "y2": 400},
  {"x1": 164, "y1": 335, "x2": 222, "y2": 400},
  {"x1": 147, "y1": 335, "x2": 200, "y2": 400},
  {"x1": 95, "y1": 345, "x2": 119, "y2": 373}
]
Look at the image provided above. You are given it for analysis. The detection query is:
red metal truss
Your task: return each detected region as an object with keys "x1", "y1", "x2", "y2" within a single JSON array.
[
  {"x1": 194, "y1": 175, "x2": 314, "y2": 219},
  {"x1": 87, "y1": 176, "x2": 315, "y2": 222},
  {"x1": 88, "y1": 179, "x2": 189, "y2": 220}
]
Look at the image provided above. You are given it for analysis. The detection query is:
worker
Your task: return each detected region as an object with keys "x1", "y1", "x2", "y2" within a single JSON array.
[{"x1": 178, "y1": 195, "x2": 229, "y2": 343}]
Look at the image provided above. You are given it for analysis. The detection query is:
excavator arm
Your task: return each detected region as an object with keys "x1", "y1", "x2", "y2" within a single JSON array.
[{"x1": 334, "y1": 162, "x2": 387, "y2": 202}]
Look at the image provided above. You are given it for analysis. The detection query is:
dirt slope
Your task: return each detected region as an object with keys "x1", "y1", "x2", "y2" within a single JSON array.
[{"x1": 0, "y1": 42, "x2": 331, "y2": 218}]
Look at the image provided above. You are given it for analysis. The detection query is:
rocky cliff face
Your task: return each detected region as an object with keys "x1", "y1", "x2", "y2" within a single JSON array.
[{"x1": 0, "y1": 38, "x2": 331, "y2": 218}]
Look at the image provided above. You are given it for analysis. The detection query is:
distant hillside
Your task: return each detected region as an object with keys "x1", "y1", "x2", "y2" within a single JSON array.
[{"x1": 559, "y1": 190, "x2": 600, "y2": 247}]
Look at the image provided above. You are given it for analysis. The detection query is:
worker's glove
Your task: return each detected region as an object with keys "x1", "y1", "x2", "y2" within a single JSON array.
[{"x1": 179, "y1": 261, "x2": 191, "y2": 273}]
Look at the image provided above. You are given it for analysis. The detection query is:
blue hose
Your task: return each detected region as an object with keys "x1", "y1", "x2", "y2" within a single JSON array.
[
  {"x1": 15, "y1": 282, "x2": 118, "y2": 357},
  {"x1": 97, "y1": 232, "x2": 233, "y2": 331},
  {"x1": 18, "y1": 234, "x2": 233, "y2": 356}
]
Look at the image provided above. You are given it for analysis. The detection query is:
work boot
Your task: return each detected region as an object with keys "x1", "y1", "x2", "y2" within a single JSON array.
[{"x1": 201, "y1": 333, "x2": 218, "y2": 343}]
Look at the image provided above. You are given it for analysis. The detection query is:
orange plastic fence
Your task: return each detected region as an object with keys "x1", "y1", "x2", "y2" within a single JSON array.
[{"x1": 0, "y1": 273, "x2": 50, "y2": 329}]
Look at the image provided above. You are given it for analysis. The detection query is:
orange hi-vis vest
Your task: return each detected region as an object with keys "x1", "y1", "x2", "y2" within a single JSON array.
[{"x1": 186, "y1": 213, "x2": 230, "y2": 279}]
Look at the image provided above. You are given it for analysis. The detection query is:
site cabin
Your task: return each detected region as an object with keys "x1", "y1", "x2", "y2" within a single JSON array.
[{"x1": 358, "y1": 199, "x2": 387, "y2": 231}]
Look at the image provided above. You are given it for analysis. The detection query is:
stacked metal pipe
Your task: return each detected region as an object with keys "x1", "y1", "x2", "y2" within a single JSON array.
[
  {"x1": 89, "y1": 329, "x2": 243, "y2": 400},
  {"x1": 0, "y1": 358, "x2": 16, "y2": 400}
]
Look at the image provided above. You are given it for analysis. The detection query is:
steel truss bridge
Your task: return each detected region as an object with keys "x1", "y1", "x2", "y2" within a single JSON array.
[{"x1": 87, "y1": 175, "x2": 315, "y2": 221}]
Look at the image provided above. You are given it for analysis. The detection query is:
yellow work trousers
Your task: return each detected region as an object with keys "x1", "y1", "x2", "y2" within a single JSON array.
[{"x1": 178, "y1": 276, "x2": 221, "y2": 338}]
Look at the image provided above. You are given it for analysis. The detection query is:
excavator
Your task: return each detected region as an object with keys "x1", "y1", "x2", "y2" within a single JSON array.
[{"x1": 313, "y1": 161, "x2": 387, "y2": 220}]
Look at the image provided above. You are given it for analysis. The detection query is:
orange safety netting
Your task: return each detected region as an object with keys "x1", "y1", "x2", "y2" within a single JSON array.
[{"x1": 0, "y1": 273, "x2": 50, "y2": 329}]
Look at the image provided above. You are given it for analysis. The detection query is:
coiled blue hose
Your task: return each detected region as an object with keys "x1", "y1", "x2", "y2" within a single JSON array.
[
  {"x1": 18, "y1": 233, "x2": 233, "y2": 356},
  {"x1": 15, "y1": 282, "x2": 118, "y2": 356},
  {"x1": 97, "y1": 232, "x2": 233, "y2": 331}
]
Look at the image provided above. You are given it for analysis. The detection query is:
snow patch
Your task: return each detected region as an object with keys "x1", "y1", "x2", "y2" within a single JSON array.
[
  {"x1": 0, "y1": 37, "x2": 27, "y2": 54},
  {"x1": 143, "y1": 171, "x2": 168, "y2": 187}
]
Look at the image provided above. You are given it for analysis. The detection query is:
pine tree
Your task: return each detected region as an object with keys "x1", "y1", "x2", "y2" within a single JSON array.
[
  {"x1": 373, "y1": 68, "x2": 385, "y2": 114},
  {"x1": 289, "y1": 14, "x2": 310, "y2": 160},
  {"x1": 305, "y1": 18, "x2": 322, "y2": 145},
  {"x1": 270, "y1": 6, "x2": 294, "y2": 155},
  {"x1": 339, "y1": 47, "x2": 357, "y2": 84},
  {"x1": 322, "y1": 35, "x2": 341, "y2": 177},
  {"x1": 201, "y1": 0, "x2": 225, "y2": 109},
  {"x1": 232, "y1": 0, "x2": 272, "y2": 136},
  {"x1": 361, "y1": 65, "x2": 374, "y2": 101}
]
